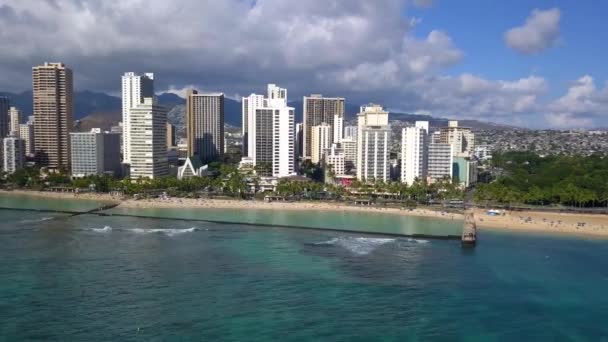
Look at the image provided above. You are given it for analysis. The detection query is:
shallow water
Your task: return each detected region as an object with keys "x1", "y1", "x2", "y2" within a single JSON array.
[
  {"x1": 0, "y1": 195, "x2": 608, "y2": 341},
  {"x1": 1, "y1": 206, "x2": 608, "y2": 340}
]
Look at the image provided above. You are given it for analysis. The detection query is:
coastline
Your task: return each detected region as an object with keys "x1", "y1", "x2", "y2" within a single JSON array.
[{"x1": 2, "y1": 189, "x2": 608, "y2": 238}]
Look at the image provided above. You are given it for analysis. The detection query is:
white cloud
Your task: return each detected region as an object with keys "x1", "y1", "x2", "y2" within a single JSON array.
[
  {"x1": 0, "y1": 1, "x2": 605, "y2": 128},
  {"x1": 504, "y1": 8, "x2": 561, "y2": 55},
  {"x1": 545, "y1": 75, "x2": 608, "y2": 128}
]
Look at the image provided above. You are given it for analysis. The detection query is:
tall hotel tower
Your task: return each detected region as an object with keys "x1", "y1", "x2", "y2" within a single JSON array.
[
  {"x1": 32, "y1": 62, "x2": 73, "y2": 170},
  {"x1": 242, "y1": 84, "x2": 295, "y2": 177},
  {"x1": 121, "y1": 72, "x2": 154, "y2": 164},
  {"x1": 186, "y1": 90, "x2": 225, "y2": 163},
  {"x1": 356, "y1": 104, "x2": 390, "y2": 182},
  {"x1": 302, "y1": 95, "x2": 344, "y2": 160}
]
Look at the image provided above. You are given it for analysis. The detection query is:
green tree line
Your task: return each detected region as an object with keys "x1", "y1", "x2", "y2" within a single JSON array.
[{"x1": 475, "y1": 151, "x2": 608, "y2": 207}]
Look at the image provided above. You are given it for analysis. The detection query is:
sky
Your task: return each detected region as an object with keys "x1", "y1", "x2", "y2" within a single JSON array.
[{"x1": 0, "y1": 0, "x2": 607, "y2": 128}]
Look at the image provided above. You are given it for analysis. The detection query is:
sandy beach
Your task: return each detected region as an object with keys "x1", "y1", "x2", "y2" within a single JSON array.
[{"x1": 2, "y1": 189, "x2": 608, "y2": 238}]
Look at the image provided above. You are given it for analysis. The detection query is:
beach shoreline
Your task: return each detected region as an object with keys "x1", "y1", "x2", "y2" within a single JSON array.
[{"x1": 2, "y1": 189, "x2": 608, "y2": 238}]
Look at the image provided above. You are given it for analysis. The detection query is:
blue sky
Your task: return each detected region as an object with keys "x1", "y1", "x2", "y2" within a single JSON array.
[{"x1": 411, "y1": 1, "x2": 608, "y2": 97}]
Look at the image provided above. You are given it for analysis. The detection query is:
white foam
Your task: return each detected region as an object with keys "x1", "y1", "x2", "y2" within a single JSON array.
[
  {"x1": 407, "y1": 238, "x2": 429, "y2": 244},
  {"x1": 128, "y1": 227, "x2": 198, "y2": 237},
  {"x1": 20, "y1": 217, "x2": 54, "y2": 224},
  {"x1": 315, "y1": 237, "x2": 395, "y2": 255},
  {"x1": 91, "y1": 226, "x2": 112, "y2": 233}
]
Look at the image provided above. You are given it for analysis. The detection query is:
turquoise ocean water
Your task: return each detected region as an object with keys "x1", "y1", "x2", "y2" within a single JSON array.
[{"x1": 1, "y1": 194, "x2": 608, "y2": 340}]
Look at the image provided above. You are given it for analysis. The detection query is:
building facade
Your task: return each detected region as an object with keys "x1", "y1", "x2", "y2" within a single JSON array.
[
  {"x1": 121, "y1": 72, "x2": 154, "y2": 164},
  {"x1": 401, "y1": 121, "x2": 429, "y2": 185},
  {"x1": 302, "y1": 95, "x2": 345, "y2": 160},
  {"x1": 9, "y1": 107, "x2": 20, "y2": 137},
  {"x1": 0, "y1": 97, "x2": 8, "y2": 139},
  {"x1": 340, "y1": 138, "x2": 357, "y2": 171},
  {"x1": 439, "y1": 120, "x2": 475, "y2": 157},
  {"x1": 428, "y1": 142, "x2": 453, "y2": 183},
  {"x1": 325, "y1": 144, "x2": 346, "y2": 176},
  {"x1": 70, "y1": 129, "x2": 121, "y2": 178},
  {"x1": 310, "y1": 123, "x2": 331, "y2": 164},
  {"x1": 186, "y1": 90, "x2": 224, "y2": 163},
  {"x1": 3, "y1": 136, "x2": 25, "y2": 174},
  {"x1": 166, "y1": 122, "x2": 176, "y2": 148},
  {"x1": 453, "y1": 156, "x2": 478, "y2": 187},
  {"x1": 242, "y1": 84, "x2": 294, "y2": 177},
  {"x1": 356, "y1": 104, "x2": 390, "y2": 182},
  {"x1": 19, "y1": 123, "x2": 35, "y2": 157},
  {"x1": 33, "y1": 62, "x2": 73, "y2": 171},
  {"x1": 129, "y1": 97, "x2": 168, "y2": 179}
]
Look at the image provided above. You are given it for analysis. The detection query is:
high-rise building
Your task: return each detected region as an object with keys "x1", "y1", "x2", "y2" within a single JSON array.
[
  {"x1": 19, "y1": 123, "x2": 35, "y2": 157},
  {"x1": 121, "y1": 72, "x2": 154, "y2": 164},
  {"x1": 356, "y1": 104, "x2": 390, "y2": 182},
  {"x1": 295, "y1": 123, "x2": 303, "y2": 161},
  {"x1": 310, "y1": 123, "x2": 332, "y2": 164},
  {"x1": 166, "y1": 122, "x2": 176, "y2": 149},
  {"x1": 129, "y1": 97, "x2": 168, "y2": 179},
  {"x1": 401, "y1": 121, "x2": 429, "y2": 185},
  {"x1": 242, "y1": 84, "x2": 294, "y2": 177},
  {"x1": 302, "y1": 95, "x2": 345, "y2": 160},
  {"x1": 70, "y1": 129, "x2": 122, "y2": 178},
  {"x1": 9, "y1": 107, "x2": 20, "y2": 137},
  {"x1": 439, "y1": 120, "x2": 475, "y2": 157},
  {"x1": 428, "y1": 141, "x2": 453, "y2": 183},
  {"x1": 33, "y1": 62, "x2": 73, "y2": 170},
  {"x1": 186, "y1": 90, "x2": 224, "y2": 163},
  {"x1": 3, "y1": 136, "x2": 25, "y2": 174},
  {"x1": 242, "y1": 94, "x2": 265, "y2": 157},
  {"x1": 0, "y1": 97, "x2": 8, "y2": 139},
  {"x1": 344, "y1": 125, "x2": 358, "y2": 141}
]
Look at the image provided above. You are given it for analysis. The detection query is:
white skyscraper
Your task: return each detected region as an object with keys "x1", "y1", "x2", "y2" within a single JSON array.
[
  {"x1": 311, "y1": 123, "x2": 332, "y2": 164},
  {"x1": 333, "y1": 114, "x2": 343, "y2": 143},
  {"x1": 129, "y1": 97, "x2": 168, "y2": 179},
  {"x1": 428, "y1": 141, "x2": 453, "y2": 182},
  {"x1": 9, "y1": 107, "x2": 21, "y2": 137},
  {"x1": 3, "y1": 136, "x2": 25, "y2": 174},
  {"x1": 356, "y1": 104, "x2": 390, "y2": 182},
  {"x1": 242, "y1": 84, "x2": 294, "y2": 177},
  {"x1": 401, "y1": 121, "x2": 429, "y2": 185},
  {"x1": 121, "y1": 72, "x2": 154, "y2": 164}
]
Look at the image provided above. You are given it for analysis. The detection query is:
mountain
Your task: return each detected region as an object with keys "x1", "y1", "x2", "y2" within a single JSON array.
[{"x1": 2, "y1": 89, "x2": 518, "y2": 133}]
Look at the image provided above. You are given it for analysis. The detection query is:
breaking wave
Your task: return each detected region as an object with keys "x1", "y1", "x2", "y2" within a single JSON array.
[
  {"x1": 314, "y1": 237, "x2": 396, "y2": 255},
  {"x1": 91, "y1": 226, "x2": 113, "y2": 233},
  {"x1": 407, "y1": 238, "x2": 429, "y2": 244}
]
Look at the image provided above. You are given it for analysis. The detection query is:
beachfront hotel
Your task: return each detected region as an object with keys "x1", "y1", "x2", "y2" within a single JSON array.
[
  {"x1": 356, "y1": 104, "x2": 391, "y2": 182},
  {"x1": 241, "y1": 84, "x2": 295, "y2": 177},
  {"x1": 121, "y1": 72, "x2": 154, "y2": 164},
  {"x1": 439, "y1": 120, "x2": 475, "y2": 157},
  {"x1": 32, "y1": 62, "x2": 73, "y2": 171},
  {"x1": 401, "y1": 121, "x2": 429, "y2": 185},
  {"x1": 302, "y1": 94, "x2": 345, "y2": 160},
  {"x1": 9, "y1": 107, "x2": 21, "y2": 137},
  {"x1": 186, "y1": 90, "x2": 225, "y2": 164},
  {"x1": 70, "y1": 129, "x2": 122, "y2": 178},
  {"x1": 128, "y1": 97, "x2": 169, "y2": 179}
]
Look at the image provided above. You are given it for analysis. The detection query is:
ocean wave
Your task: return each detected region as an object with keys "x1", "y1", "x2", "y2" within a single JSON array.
[
  {"x1": 90, "y1": 226, "x2": 112, "y2": 233},
  {"x1": 314, "y1": 237, "x2": 395, "y2": 255},
  {"x1": 407, "y1": 238, "x2": 429, "y2": 244},
  {"x1": 20, "y1": 217, "x2": 54, "y2": 224},
  {"x1": 128, "y1": 227, "x2": 198, "y2": 237}
]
